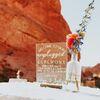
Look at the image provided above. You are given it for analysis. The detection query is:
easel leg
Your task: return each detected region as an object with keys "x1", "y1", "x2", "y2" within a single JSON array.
[
  {"x1": 75, "y1": 78, "x2": 79, "y2": 91},
  {"x1": 66, "y1": 80, "x2": 69, "y2": 85}
]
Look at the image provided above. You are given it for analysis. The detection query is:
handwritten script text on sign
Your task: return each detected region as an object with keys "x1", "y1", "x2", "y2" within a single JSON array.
[{"x1": 36, "y1": 43, "x2": 67, "y2": 83}]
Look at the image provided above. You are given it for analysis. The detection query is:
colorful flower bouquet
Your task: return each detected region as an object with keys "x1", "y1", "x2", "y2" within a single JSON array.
[
  {"x1": 67, "y1": 0, "x2": 94, "y2": 54},
  {"x1": 67, "y1": 32, "x2": 85, "y2": 53}
]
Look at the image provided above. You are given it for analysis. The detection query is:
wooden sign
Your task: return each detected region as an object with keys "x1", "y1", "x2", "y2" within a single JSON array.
[{"x1": 36, "y1": 43, "x2": 67, "y2": 84}]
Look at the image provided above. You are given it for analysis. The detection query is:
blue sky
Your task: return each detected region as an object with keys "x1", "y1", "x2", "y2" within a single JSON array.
[{"x1": 61, "y1": 0, "x2": 100, "y2": 66}]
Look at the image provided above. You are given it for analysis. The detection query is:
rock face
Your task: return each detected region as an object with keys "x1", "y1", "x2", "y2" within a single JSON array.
[
  {"x1": 82, "y1": 63, "x2": 100, "y2": 79},
  {"x1": 81, "y1": 63, "x2": 100, "y2": 87},
  {"x1": 0, "y1": 0, "x2": 71, "y2": 81}
]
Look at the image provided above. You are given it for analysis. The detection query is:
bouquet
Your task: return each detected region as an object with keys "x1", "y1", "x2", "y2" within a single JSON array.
[{"x1": 67, "y1": 0, "x2": 95, "y2": 55}]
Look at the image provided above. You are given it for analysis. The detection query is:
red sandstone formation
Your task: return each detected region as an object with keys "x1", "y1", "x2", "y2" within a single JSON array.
[
  {"x1": 0, "y1": 0, "x2": 71, "y2": 81},
  {"x1": 81, "y1": 63, "x2": 100, "y2": 82},
  {"x1": 81, "y1": 63, "x2": 100, "y2": 87}
]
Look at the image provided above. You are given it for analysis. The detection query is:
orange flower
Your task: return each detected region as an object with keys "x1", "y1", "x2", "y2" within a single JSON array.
[{"x1": 71, "y1": 34, "x2": 79, "y2": 39}]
